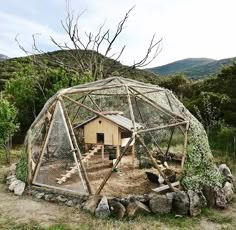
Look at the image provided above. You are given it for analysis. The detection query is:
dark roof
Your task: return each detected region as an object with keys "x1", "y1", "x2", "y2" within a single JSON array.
[{"x1": 75, "y1": 114, "x2": 143, "y2": 131}]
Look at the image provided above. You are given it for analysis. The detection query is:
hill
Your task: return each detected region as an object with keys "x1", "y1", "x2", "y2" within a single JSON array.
[
  {"x1": 0, "y1": 54, "x2": 8, "y2": 61},
  {"x1": 148, "y1": 57, "x2": 236, "y2": 79},
  {"x1": 0, "y1": 49, "x2": 158, "y2": 90}
]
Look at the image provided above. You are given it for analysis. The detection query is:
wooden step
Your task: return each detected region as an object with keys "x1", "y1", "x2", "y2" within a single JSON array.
[{"x1": 152, "y1": 181, "x2": 180, "y2": 193}]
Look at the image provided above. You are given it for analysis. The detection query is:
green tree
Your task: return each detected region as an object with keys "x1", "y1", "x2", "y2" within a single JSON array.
[
  {"x1": 158, "y1": 74, "x2": 191, "y2": 100},
  {"x1": 185, "y1": 91, "x2": 230, "y2": 134},
  {"x1": 4, "y1": 62, "x2": 93, "y2": 140},
  {"x1": 0, "y1": 99, "x2": 19, "y2": 163}
]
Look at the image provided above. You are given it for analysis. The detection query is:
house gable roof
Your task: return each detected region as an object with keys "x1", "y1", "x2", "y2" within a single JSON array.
[{"x1": 75, "y1": 113, "x2": 143, "y2": 131}]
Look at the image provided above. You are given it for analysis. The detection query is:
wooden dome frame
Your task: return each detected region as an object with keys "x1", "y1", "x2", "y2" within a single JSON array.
[{"x1": 25, "y1": 77, "x2": 189, "y2": 195}]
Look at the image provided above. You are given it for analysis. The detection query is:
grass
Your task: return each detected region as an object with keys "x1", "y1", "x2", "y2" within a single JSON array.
[
  {"x1": 0, "y1": 213, "x2": 201, "y2": 230},
  {"x1": 202, "y1": 208, "x2": 233, "y2": 225},
  {"x1": 0, "y1": 146, "x2": 22, "y2": 166}
]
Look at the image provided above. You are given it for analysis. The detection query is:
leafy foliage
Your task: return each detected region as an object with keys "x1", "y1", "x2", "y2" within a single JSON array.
[
  {"x1": 4, "y1": 59, "x2": 94, "y2": 141},
  {"x1": 0, "y1": 99, "x2": 19, "y2": 163},
  {"x1": 15, "y1": 148, "x2": 28, "y2": 182}
]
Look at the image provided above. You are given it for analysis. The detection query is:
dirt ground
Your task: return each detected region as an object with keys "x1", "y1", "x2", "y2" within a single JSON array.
[
  {"x1": 35, "y1": 154, "x2": 182, "y2": 197},
  {"x1": 1, "y1": 165, "x2": 236, "y2": 230}
]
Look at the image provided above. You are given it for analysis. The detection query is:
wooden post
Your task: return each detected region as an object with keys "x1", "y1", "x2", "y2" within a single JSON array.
[
  {"x1": 125, "y1": 84, "x2": 137, "y2": 168},
  {"x1": 165, "y1": 91, "x2": 185, "y2": 135},
  {"x1": 116, "y1": 146, "x2": 120, "y2": 158},
  {"x1": 181, "y1": 122, "x2": 189, "y2": 169},
  {"x1": 137, "y1": 121, "x2": 188, "y2": 134},
  {"x1": 165, "y1": 128, "x2": 175, "y2": 156},
  {"x1": 88, "y1": 94, "x2": 102, "y2": 112},
  {"x1": 131, "y1": 144, "x2": 135, "y2": 168},
  {"x1": 85, "y1": 143, "x2": 88, "y2": 152},
  {"x1": 63, "y1": 95, "x2": 132, "y2": 132},
  {"x1": 32, "y1": 101, "x2": 59, "y2": 184},
  {"x1": 60, "y1": 98, "x2": 93, "y2": 195},
  {"x1": 125, "y1": 85, "x2": 136, "y2": 131},
  {"x1": 101, "y1": 145, "x2": 105, "y2": 164},
  {"x1": 58, "y1": 101, "x2": 87, "y2": 192},
  {"x1": 137, "y1": 135, "x2": 175, "y2": 192},
  {"x1": 129, "y1": 86, "x2": 184, "y2": 120},
  {"x1": 134, "y1": 96, "x2": 166, "y2": 155},
  {"x1": 64, "y1": 84, "x2": 123, "y2": 95},
  {"x1": 27, "y1": 129, "x2": 32, "y2": 184},
  {"x1": 95, "y1": 137, "x2": 134, "y2": 195},
  {"x1": 71, "y1": 95, "x2": 87, "y2": 124}
]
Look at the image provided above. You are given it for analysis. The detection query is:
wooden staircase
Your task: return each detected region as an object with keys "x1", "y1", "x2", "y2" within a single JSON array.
[{"x1": 56, "y1": 145, "x2": 102, "y2": 184}]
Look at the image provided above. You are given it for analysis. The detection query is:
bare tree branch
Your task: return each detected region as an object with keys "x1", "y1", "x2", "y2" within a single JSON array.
[{"x1": 15, "y1": 3, "x2": 162, "y2": 81}]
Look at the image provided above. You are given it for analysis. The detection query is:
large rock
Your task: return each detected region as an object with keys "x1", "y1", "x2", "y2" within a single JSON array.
[
  {"x1": 202, "y1": 185, "x2": 216, "y2": 208},
  {"x1": 172, "y1": 191, "x2": 190, "y2": 215},
  {"x1": 44, "y1": 194, "x2": 56, "y2": 202},
  {"x1": 13, "y1": 181, "x2": 25, "y2": 196},
  {"x1": 34, "y1": 192, "x2": 45, "y2": 199},
  {"x1": 7, "y1": 175, "x2": 17, "y2": 185},
  {"x1": 95, "y1": 196, "x2": 110, "y2": 218},
  {"x1": 8, "y1": 179, "x2": 21, "y2": 191},
  {"x1": 188, "y1": 190, "x2": 206, "y2": 216},
  {"x1": 83, "y1": 195, "x2": 101, "y2": 214},
  {"x1": 126, "y1": 201, "x2": 151, "y2": 217},
  {"x1": 219, "y1": 164, "x2": 233, "y2": 182},
  {"x1": 109, "y1": 200, "x2": 126, "y2": 220},
  {"x1": 149, "y1": 193, "x2": 173, "y2": 214},
  {"x1": 223, "y1": 182, "x2": 234, "y2": 202},
  {"x1": 214, "y1": 186, "x2": 227, "y2": 208},
  {"x1": 9, "y1": 179, "x2": 25, "y2": 195},
  {"x1": 56, "y1": 195, "x2": 68, "y2": 203},
  {"x1": 65, "y1": 200, "x2": 74, "y2": 207}
]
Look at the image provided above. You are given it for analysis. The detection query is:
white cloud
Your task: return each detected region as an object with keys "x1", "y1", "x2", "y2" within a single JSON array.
[
  {"x1": 0, "y1": 11, "x2": 68, "y2": 57},
  {"x1": 1, "y1": 0, "x2": 236, "y2": 67}
]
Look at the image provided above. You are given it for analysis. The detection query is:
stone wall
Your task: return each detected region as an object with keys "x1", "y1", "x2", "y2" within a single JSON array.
[{"x1": 6, "y1": 163, "x2": 235, "y2": 220}]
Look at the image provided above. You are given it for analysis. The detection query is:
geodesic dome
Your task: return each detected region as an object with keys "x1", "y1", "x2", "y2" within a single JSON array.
[{"x1": 24, "y1": 77, "x2": 222, "y2": 196}]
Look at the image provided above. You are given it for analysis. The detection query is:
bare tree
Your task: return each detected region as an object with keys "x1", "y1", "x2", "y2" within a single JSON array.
[{"x1": 16, "y1": 2, "x2": 162, "y2": 81}]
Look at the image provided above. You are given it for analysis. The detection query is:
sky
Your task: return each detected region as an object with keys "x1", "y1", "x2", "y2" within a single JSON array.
[{"x1": 1, "y1": 0, "x2": 236, "y2": 67}]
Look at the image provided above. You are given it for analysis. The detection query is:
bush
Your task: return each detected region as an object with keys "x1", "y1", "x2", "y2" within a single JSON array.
[
  {"x1": 209, "y1": 123, "x2": 235, "y2": 154},
  {"x1": 16, "y1": 148, "x2": 28, "y2": 183}
]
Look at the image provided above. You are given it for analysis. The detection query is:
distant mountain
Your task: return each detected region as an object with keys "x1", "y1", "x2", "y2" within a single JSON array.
[
  {"x1": 147, "y1": 57, "x2": 236, "y2": 79},
  {"x1": 0, "y1": 49, "x2": 158, "y2": 90},
  {"x1": 0, "y1": 54, "x2": 8, "y2": 61}
]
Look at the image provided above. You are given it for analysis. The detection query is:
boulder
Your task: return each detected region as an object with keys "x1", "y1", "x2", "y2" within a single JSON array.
[
  {"x1": 8, "y1": 179, "x2": 21, "y2": 191},
  {"x1": 6, "y1": 174, "x2": 17, "y2": 185},
  {"x1": 95, "y1": 196, "x2": 110, "y2": 218},
  {"x1": 188, "y1": 190, "x2": 206, "y2": 216},
  {"x1": 219, "y1": 164, "x2": 233, "y2": 182},
  {"x1": 109, "y1": 200, "x2": 126, "y2": 220},
  {"x1": 56, "y1": 195, "x2": 68, "y2": 203},
  {"x1": 13, "y1": 181, "x2": 25, "y2": 196},
  {"x1": 172, "y1": 191, "x2": 189, "y2": 215},
  {"x1": 65, "y1": 200, "x2": 74, "y2": 207},
  {"x1": 202, "y1": 185, "x2": 216, "y2": 208},
  {"x1": 149, "y1": 193, "x2": 173, "y2": 214},
  {"x1": 120, "y1": 198, "x2": 130, "y2": 207},
  {"x1": 34, "y1": 192, "x2": 45, "y2": 199},
  {"x1": 223, "y1": 182, "x2": 234, "y2": 202},
  {"x1": 126, "y1": 201, "x2": 151, "y2": 217},
  {"x1": 83, "y1": 195, "x2": 101, "y2": 214},
  {"x1": 214, "y1": 186, "x2": 227, "y2": 209},
  {"x1": 44, "y1": 194, "x2": 56, "y2": 202}
]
